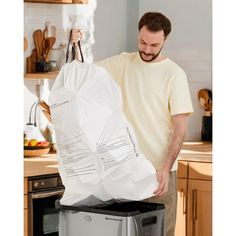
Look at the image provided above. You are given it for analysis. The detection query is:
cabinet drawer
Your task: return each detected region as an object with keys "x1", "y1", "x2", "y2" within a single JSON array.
[
  {"x1": 177, "y1": 161, "x2": 188, "y2": 178},
  {"x1": 189, "y1": 162, "x2": 212, "y2": 180}
]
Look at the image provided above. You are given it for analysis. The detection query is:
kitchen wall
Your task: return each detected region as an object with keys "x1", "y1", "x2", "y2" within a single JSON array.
[{"x1": 24, "y1": 0, "x2": 212, "y2": 141}]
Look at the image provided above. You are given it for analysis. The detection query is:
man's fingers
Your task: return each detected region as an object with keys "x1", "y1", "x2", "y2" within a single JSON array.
[
  {"x1": 71, "y1": 29, "x2": 82, "y2": 40},
  {"x1": 153, "y1": 181, "x2": 164, "y2": 195}
]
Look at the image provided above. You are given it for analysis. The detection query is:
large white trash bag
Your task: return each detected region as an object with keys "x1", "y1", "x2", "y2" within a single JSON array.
[{"x1": 49, "y1": 60, "x2": 158, "y2": 206}]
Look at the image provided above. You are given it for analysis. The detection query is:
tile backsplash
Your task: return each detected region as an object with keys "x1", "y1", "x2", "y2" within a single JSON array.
[{"x1": 176, "y1": 52, "x2": 211, "y2": 141}]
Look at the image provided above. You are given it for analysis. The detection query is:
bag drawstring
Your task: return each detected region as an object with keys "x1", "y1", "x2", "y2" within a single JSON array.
[{"x1": 66, "y1": 29, "x2": 84, "y2": 63}]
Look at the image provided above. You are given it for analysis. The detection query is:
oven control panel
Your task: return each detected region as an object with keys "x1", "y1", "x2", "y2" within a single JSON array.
[{"x1": 28, "y1": 174, "x2": 64, "y2": 192}]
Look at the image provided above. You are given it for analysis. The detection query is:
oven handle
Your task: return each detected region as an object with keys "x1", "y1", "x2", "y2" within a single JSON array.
[{"x1": 31, "y1": 189, "x2": 64, "y2": 199}]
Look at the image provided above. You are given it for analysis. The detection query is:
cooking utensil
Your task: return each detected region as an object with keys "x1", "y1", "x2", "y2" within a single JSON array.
[
  {"x1": 42, "y1": 27, "x2": 48, "y2": 60},
  {"x1": 24, "y1": 37, "x2": 28, "y2": 52},
  {"x1": 33, "y1": 29, "x2": 43, "y2": 61},
  {"x1": 26, "y1": 49, "x2": 37, "y2": 73},
  {"x1": 45, "y1": 37, "x2": 56, "y2": 62},
  {"x1": 198, "y1": 89, "x2": 212, "y2": 114}
]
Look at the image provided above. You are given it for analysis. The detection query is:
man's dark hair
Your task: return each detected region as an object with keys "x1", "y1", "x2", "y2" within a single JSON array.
[{"x1": 138, "y1": 12, "x2": 171, "y2": 38}]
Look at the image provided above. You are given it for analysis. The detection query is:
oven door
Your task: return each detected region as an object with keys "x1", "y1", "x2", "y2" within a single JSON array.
[{"x1": 29, "y1": 189, "x2": 64, "y2": 236}]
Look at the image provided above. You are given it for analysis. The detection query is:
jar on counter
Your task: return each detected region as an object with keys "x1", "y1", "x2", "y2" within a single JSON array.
[{"x1": 49, "y1": 60, "x2": 58, "y2": 71}]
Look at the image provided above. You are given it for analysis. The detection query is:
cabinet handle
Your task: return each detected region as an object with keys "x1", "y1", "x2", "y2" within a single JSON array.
[
  {"x1": 181, "y1": 188, "x2": 186, "y2": 214},
  {"x1": 192, "y1": 189, "x2": 197, "y2": 236}
]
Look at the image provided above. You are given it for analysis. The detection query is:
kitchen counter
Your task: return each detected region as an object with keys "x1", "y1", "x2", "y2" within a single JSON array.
[
  {"x1": 24, "y1": 142, "x2": 212, "y2": 177},
  {"x1": 24, "y1": 152, "x2": 58, "y2": 177},
  {"x1": 178, "y1": 141, "x2": 212, "y2": 162}
]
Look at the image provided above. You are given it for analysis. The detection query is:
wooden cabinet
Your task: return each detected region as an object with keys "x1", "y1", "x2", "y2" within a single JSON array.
[
  {"x1": 187, "y1": 179, "x2": 212, "y2": 236},
  {"x1": 24, "y1": 178, "x2": 28, "y2": 236},
  {"x1": 176, "y1": 178, "x2": 187, "y2": 236},
  {"x1": 176, "y1": 160, "x2": 212, "y2": 236},
  {"x1": 24, "y1": 0, "x2": 88, "y2": 4}
]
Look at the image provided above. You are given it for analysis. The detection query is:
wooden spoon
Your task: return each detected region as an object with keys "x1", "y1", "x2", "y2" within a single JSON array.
[
  {"x1": 45, "y1": 37, "x2": 56, "y2": 62},
  {"x1": 198, "y1": 89, "x2": 212, "y2": 115},
  {"x1": 42, "y1": 28, "x2": 48, "y2": 61},
  {"x1": 33, "y1": 29, "x2": 43, "y2": 61}
]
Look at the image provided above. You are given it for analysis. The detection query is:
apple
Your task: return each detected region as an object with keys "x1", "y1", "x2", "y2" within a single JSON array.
[
  {"x1": 36, "y1": 141, "x2": 50, "y2": 147},
  {"x1": 28, "y1": 139, "x2": 38, "y2": 147},
  {"x1": 24, "y1": 138, "x2": 29, "y2": 146}
]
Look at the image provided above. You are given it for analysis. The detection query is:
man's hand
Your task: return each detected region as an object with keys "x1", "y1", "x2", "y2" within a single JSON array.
[
  {"x1": 153, "y1": 113, "x2": 188, "y2": 197},
  {"x1": 153, "y1": 167, "x2": 170, "y2": 197},
  {"x1": 70, "y1": 29, "x2": 83, "y2": 44}
]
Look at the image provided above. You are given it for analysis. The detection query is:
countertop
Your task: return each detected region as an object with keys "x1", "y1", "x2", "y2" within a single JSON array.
[
  {"x1": 178, "y1": 141, "x2": 212, "y2": 162},
  {"x1": 24, "y1": 142, "x2": 212, "y2": 178},
  {"x1": 24, "y1": 152, "x2": 58, "y2": 177}
]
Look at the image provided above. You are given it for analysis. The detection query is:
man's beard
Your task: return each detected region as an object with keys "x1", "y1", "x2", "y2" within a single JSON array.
[{"x1": 139, "y1": 45, "x2": 164, "y2": 62}]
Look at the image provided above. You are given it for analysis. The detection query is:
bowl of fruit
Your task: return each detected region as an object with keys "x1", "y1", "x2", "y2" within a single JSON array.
[{"x1": 24, "y1": 138, "x2": 51, "y2": 157}]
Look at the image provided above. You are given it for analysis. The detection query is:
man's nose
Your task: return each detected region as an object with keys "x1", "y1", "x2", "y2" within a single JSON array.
[{"x1": 142, "y1": 45, "x2": 152, "y2": 54}]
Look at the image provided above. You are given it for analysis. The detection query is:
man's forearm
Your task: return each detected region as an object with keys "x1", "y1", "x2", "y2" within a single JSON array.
[
  {"x1": 162, "y1": 114, "x2": 188, "y2": 171},
  {"x1": 163, "y1": 131, "x2": 185, "y2": 171}
]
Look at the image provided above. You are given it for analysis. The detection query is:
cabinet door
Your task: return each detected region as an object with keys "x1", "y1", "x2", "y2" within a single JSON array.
[
  {"x1": 187, "y1": 180, "x2": 212, "y2": 236},
  {"x1": 24, "y1": 178, "x2": 28, "y2": 236},
  {"x1": 175, "y1": 178, "x2": 187, "y2": 236},
  {"x1": 177, "y1": 161, "x2": 188, "y2": 178}
]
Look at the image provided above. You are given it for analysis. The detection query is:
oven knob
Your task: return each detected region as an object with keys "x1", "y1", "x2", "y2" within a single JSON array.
[
  {"x1": 33, "y1": 182, "x2": 39, "y2": 188},
  {"x1": 41, "y1": 181, "x2": 45, "y2": 186}
]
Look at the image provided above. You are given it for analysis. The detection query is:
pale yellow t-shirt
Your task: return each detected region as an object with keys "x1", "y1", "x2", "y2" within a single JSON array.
[{"x1": 97, "y1": 52, "x2": 193, "y2": 171}]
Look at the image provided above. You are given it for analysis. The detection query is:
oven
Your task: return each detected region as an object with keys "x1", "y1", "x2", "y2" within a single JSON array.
[{"x1": 28, "y1": 174, "x2": 64, "y2": 236}]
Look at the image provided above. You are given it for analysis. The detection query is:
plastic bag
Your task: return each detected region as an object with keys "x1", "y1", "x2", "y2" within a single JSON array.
[{"x1": 49, "y1": 34, "x2": 158, "y2": 206}]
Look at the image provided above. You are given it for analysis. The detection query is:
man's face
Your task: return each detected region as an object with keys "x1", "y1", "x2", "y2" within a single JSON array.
[{"x1": 138, "y1": 26, "x2": 166, "y2": 62}]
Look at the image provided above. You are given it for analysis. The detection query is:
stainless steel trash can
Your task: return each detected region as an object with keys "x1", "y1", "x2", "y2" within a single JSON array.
[{"x1": 57, "y1": 201, "x2": 165, "y2": 236}]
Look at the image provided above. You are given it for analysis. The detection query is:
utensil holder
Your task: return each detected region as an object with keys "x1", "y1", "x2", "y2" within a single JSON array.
[
  {"x1": 201, "y1": 115, "x2": 212, "y2": 141},
  {"x1": 35, "y1": 60, "x2": 51, "y2": 72}
]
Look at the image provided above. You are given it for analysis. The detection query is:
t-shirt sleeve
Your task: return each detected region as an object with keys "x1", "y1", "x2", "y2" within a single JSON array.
[{"x1": 169, "y1": 71, "x2": 194, "y2": 116}]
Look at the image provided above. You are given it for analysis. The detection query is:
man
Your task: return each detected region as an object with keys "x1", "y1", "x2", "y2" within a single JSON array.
[{"x1": 71, "y1": 12, "x2": 193, "y2": 236}]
